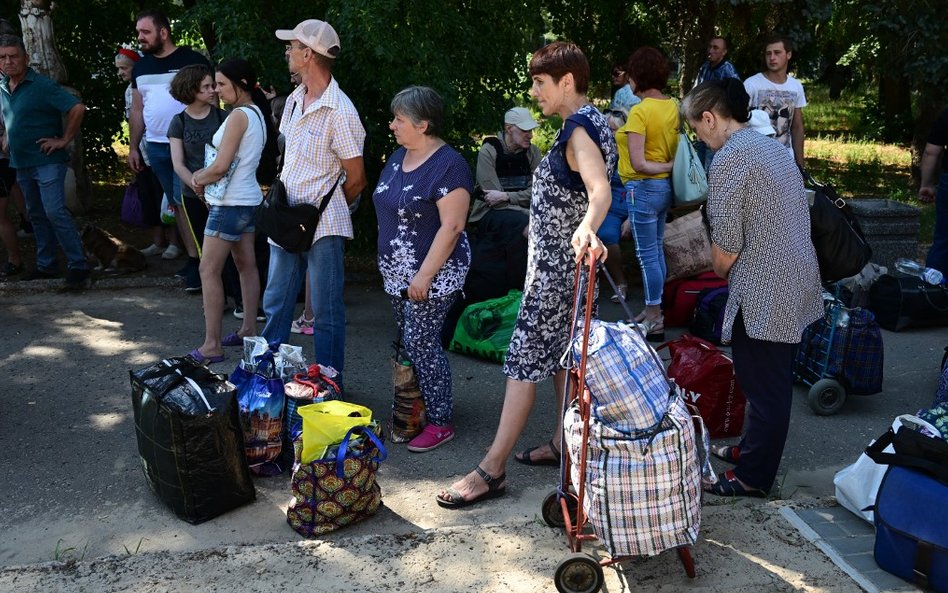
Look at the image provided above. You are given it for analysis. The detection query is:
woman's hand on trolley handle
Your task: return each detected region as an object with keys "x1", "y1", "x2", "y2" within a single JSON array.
[{"x1": 571, "y1": 223, "x2": 608, "y2": 265}]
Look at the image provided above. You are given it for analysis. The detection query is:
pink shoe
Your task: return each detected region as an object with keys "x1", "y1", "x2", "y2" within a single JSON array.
[{"x1": 406, "y1": 423, "x2": 455, "y2": 452}]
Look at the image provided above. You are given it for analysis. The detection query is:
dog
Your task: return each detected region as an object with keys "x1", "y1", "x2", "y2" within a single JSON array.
[{"x1": 81, "y1": 224, "x2": 147, "y2": 273}]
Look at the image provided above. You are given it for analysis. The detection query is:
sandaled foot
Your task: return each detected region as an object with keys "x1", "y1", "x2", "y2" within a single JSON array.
[
  {"x1": 705, "y1": 470, "x2": 767, "y2": 498},
  {"x1": 514, "y1": 438, "x2": 561, "y2": 467},
  {"x1": 189, "y1": 348, "x2": 225, "y2": 364},
  {"x1": 711, "y1": 445, "x2": 741, "y2": 464},
  {"x1": 436, "y1": 466, "x2": 506, "y2": 509}
]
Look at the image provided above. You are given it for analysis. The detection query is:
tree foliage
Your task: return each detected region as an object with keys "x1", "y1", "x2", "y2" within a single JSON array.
[{"x1": 2, "y1": 0, "x2": 943, "y2": 190}]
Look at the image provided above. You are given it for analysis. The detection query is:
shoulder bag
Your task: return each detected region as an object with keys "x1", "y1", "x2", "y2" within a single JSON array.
[
  {"x1": 803, "y1": 169, "x2": 872, "y2": 282},
  {"x1": 671, "y1": 122, "x2": 708, "y2": 206},
  {"x1": 254, "y1": 175, "x2": 341, "y2": 253}
]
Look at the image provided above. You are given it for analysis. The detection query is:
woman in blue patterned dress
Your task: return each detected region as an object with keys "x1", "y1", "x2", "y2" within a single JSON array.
[
  {"x1": 438, "y1": 42, "x2": 617, "y2": 508},
  {"x1": 374, "y1": 86, "x2": 473, "y2": 453}
]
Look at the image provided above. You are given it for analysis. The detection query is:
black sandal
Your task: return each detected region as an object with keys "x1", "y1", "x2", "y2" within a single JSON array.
[
  {"x1": 436, "y1": 466, "x2": 507, "y2": 509},
  {"x1": 514, "y1": 438, "x2": 561, "y2": 467},
  {"x1": 711, "y1": 445, "x2": 741, "y2": 464},
  {"x1": 704, "y1": 470, "x2": 768, "y2": 498}
]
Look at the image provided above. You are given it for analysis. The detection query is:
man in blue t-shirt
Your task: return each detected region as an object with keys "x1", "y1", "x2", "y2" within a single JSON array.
[
  {"x1": 695, "y1": 37, "x2": 741, "y2": 86},
  {"x1": 0, "y1": 34, "x2": 90, "y2": 288},
  {"x1": 128, "y1": 9, "x2": 210, "y2": 269}
]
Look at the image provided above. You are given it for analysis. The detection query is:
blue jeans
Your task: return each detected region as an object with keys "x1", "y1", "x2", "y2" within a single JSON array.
[
  {"x1": 926, "y1": 172, "x2": 948, "y2": 275},
  {"x1": 17, "y1": 162, "x2": 88, "y2": 272},
  {"x1": 262, "y1": 235, "x2": 346, "y2": 383},
  {"x1": 145, "y1": 141, "x2": 182, "y2": 206},
  {"x1": 597, "y1": 172, "x2": 628, "y2": 245},
  {"x1": 205, "y1": 205, "x2": 256, "y2": 241},
  {"x1": 626, "y1": 177, "x2": 672, "y2": 305}
]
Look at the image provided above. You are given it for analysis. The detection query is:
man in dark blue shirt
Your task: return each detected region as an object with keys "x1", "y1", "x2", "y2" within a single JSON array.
[
  {"x1": 695, "y1": 37, "x2": 741, "y2": 85},
  {"x1": 0, "y1": 34, "x2": 89, "y2": 288}
]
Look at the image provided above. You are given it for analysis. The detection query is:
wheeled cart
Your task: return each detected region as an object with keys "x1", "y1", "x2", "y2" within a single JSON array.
[
  {"x1": 795, "y1": 289, "x2": 884, "y2": 415},
  {"x1": 542, "y1": 262, "x2": 702, "y2": 593}
]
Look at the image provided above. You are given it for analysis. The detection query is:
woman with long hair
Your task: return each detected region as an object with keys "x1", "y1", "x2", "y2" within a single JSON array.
[{"x1": 188, "y1": 59, "x2": 266, "y2": 363}]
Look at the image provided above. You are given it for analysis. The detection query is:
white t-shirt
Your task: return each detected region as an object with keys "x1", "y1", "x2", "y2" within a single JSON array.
[
  {"x1": 207, "y1": 105, "x2": 265, "y2": 207},
  {"x1": 743, "y1": 73, "x2": 807, "y2": 158}
]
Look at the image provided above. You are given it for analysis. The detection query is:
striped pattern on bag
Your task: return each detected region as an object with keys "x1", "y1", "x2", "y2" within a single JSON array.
[{"x1": 565, "y1": 395, "x2": 701, "y2": 557}]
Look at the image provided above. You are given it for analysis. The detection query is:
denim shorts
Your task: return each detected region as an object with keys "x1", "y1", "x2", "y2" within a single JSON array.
[{"x1": 204, "y1": 205, "x2": 256, "y2": 241}]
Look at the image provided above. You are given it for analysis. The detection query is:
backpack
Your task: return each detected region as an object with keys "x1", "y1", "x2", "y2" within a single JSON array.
[{"x1": 689, "y1": 286, "x2": 728, "y2": 344}]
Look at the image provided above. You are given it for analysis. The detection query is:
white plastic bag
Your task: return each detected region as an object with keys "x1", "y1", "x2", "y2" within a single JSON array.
[{"x1": 834, "y1": 414, "x2": 939, "y2": 523}]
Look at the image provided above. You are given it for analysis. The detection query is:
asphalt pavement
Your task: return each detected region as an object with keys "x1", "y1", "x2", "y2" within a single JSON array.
[{"x1": 0, "y1": 267, "x2": 942, "y2": 592}]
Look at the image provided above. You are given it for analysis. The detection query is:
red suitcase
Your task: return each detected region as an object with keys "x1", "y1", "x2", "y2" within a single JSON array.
[{"x1": 662, "y1": 271, "x2": 727, "y2": 327}]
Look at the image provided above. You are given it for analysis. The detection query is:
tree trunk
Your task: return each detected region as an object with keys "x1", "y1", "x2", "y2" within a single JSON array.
[
  {"x1": 18, "y1": 0, "x2": 90, "y2": 213},
  {"x1": 679, "y1": 2, "x2": 718, "y2": 96}
]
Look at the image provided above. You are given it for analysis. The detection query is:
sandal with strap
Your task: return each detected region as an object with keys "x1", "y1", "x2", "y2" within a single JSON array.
[
  {"x1": 704, "y1": 470, "x2": 768, "y2": 498},
  {"x1": 436, "y1": 466, "x2": 507, "y2": 509},
  {"x1": 514, "y1": 438, "x2": 561, "y2": 467},
  {"x1": 711, "y1": 445, "x2": 741, "y2": 464}
]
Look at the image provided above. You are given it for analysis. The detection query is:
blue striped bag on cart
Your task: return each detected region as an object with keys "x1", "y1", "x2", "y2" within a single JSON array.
[{"x1": 569, "y1": 319, "x2": 672, "y2": 436}]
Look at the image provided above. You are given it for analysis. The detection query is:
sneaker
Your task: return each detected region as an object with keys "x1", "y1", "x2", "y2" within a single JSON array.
[
  {"x1": 22, "y1": 268, "x2": 61, "y2": 281},
  {"x1": 174, "y1": 261, "x2": 191, "y2": 278},
  {"x1": 184, "y1": 265, "x2": 202, "y2": 293},
  {"x1": 291, "y1": 313, "x2": 315, "y2": 335},
  {"x1": 17, "y1": 219, "x2": 33, "y2": 239},
  {"x1": 161, "y1": 244, "x2": 183, "y2": 260},
  {"x1": 63, "y1": 268, "x2": 91, "y2": 290},
  {"x1": 0, "y1": 262, "x2": 23, "y2": 278},
  {"x1": 406, "y1": 423, "x2": 455, "y2": 452},
  {"x1": 233, "y1": 306, "x2": 265, "y2": 322},
  {"x1": 140, "y1": 244, "x2": 164, "y2": 257}
]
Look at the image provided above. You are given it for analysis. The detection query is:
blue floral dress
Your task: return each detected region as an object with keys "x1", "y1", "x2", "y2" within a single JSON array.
[{"x1": 503, "y1": 105, "x2": 618, "y2": 382}]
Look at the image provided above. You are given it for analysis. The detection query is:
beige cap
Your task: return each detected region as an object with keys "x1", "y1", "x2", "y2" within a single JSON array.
[
  {"x1": 748, "y1": 109, "x2": 776, "y2": 136},
  {"x1": 275, "y1": 20, "x2": 340, "y2": 58},
  {"x1": 504, "y1": 107, "x2": 539, "y2": 131}
]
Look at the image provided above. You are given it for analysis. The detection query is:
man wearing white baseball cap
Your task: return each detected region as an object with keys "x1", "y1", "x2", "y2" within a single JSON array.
[
  {"x1": 442, "y1": 106, "x2": 542, "y2": 344},
  {"x1": 261, "y1": 19, "x2": 367, "y2": 389}
]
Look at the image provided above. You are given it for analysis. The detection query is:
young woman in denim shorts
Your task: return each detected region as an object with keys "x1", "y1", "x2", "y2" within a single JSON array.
[{"x1": 188, "y1": 59, "x2": 265, "y2": 363}]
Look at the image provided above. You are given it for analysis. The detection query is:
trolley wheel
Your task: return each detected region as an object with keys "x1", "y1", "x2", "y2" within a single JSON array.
[
  {"x1": 554, "y1": 552, "x2": 604, "y2": 593},
  {"x1": 807, "y1": 378, "x2": 847, "y2": 415},
  {"x1": 677, "y1": 547, "x2": 697, "y2": 578},
  {"x1": 542, "y1": 490, "x2": 578, "y2": 528}
]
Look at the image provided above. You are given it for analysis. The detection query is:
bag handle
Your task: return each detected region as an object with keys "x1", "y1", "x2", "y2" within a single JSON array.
[
  {"x1": 865, "y1": 427, "x2": 948, "y2": 483},
  {"x1": 334, "y1": 425, "x2": 388, "y2": 478}
]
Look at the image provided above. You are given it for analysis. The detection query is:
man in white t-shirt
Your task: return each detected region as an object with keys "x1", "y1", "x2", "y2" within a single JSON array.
[{"x1": 743, "y1": 34, "x2": 806, "y2": 169}]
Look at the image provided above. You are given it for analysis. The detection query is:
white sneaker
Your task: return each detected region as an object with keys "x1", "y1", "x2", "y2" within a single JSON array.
[
  {"x1": 161, "y1": 244, "x2": 183, "y2": 260},
  {"x1": 290, "y1": 313, "x2": 315, "y2": 335},
  {"x1": 140, "y1": 244, "x2": 164, "y2": 257}
]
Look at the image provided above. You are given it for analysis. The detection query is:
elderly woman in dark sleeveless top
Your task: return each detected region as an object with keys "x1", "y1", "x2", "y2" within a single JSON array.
[
  {"x1": 681, "y1": 79, "x2": 822, "y2": 498},
  {"x1": 373, "y1": 86, "x2": 473, "y2": 453},
  {"x1": 437, "y1": 41, "x2": 617, "y2": 508}
]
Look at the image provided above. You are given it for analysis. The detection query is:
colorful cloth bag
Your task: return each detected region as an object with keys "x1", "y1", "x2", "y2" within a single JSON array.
[{"x1": 286, "y1": 424, "x2": 387, "y2": 537}]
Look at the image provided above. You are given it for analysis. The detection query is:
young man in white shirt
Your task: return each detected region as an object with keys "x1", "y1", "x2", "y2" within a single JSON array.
[{"x1": 743, "y1": 35, "x2": 806, "y2": 169}]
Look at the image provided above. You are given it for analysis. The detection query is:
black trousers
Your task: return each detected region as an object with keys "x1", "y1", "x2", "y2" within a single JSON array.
[{"x1": 730, "y1": 310, "x2": 799, "y2": 491}]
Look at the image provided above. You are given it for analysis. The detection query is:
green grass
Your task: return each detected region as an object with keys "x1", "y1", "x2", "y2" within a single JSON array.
[{"x1": 801, "y1": 84, "x2": 934, "y2": 242}]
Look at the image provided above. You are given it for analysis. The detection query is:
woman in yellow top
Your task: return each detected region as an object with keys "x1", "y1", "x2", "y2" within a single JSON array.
[{"x1": 615, "y1": 47, "x2": 679, "y2": 341}]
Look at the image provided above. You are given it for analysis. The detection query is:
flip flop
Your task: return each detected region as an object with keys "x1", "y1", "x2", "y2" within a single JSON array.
[
  {"x1": 711, "y1": 445, "x2": 741, "y2": 464},
  {"x1": 436, "y1": 466, "x2": 506, "y2": 509},
  {"x1": 514, "y1": 438, "x2": 561, "y2": 467},
  {"x1": 704, "y1": 470, "x2": 768, "y2": 498},
  {"x1": 221, "y1": 332, "x2": 245, "y2": 347},
  {"x1": 189, "y1": 348, "x2": 225, "y2": 364}
]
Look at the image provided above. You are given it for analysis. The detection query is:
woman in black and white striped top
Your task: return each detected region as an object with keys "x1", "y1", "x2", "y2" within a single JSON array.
[{"x1": 681, "y1": 78, "x2": 822, "y2": 498}]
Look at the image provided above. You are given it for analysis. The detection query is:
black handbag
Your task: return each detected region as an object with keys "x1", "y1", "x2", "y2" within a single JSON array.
[
  {"x1": 803, "y1": 171, "x2": 872, "y2": 282},
  {"x1": 868, "y1": 274, "x2": 948, "y2": 331},
  {"x1": 255, "y1": 176, "x2": 341, "y2": 254}
]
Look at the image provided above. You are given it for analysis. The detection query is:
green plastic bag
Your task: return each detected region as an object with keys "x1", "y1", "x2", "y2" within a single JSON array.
[{"x1": 449, "y1": 290, "x2": 522, "y2": 363}]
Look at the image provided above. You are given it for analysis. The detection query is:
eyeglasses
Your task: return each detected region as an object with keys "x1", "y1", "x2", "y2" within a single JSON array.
[{"x1": 285, "y1": 43, "x2": 307, "y2": 52}]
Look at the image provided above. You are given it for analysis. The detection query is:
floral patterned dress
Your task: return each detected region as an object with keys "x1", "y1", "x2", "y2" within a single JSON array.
[{"x1": 503, "y1": 105, "x2": 618, "y2": 382}]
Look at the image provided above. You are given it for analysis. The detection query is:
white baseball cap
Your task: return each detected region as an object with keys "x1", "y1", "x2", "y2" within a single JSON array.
[
  {"x1": 748, "y1": 109, "x2": 776, "y2": 136},
  {"x1": 275, "y1": 20, "x2": 340, "y2": 59},
  {"x1": 504, "y1": 107, "x2": 539, "y2": 131}
]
